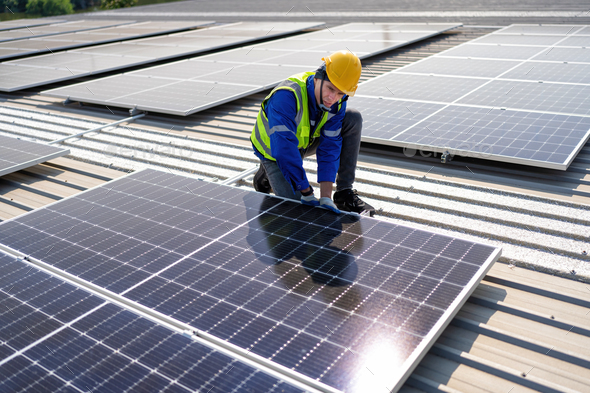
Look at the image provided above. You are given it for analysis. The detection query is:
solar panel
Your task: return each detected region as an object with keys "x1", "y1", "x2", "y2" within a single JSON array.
[
  {"x1": 0, "y1": 20, "x2": 135, "y2": 43},
  {"x1": 556, "y1": 35, "x2": 590, "y2": 47},
  {"x1": 442, "y1": 44, "x2": 543, "y2": 60},
  {"x1": 471, "y1": 34, "x2": 565, "y2": 46},
  {"x1": 0, "y1": 135, "x2": 69, "y2": 177},
  {"x1": 0, "y1": 250, "x2": 307, "y2": 392},
  {"x1": 356, "y1": 73, "x2": 488, "y2": 102},
  {"x1": 0, "y1": 21, "x2": 212, "y2": 61},
  {"x1": 499, "y1": 62, "x2": 590, "y2": 84},
  {"x1": 42, "y1": 23, "x2": 462, "y2": 116},
  {"x1": 531, "y1": 46, "x2": 590, "y2": 63},
  {"x1": 400, "y1": 57, "x2": 518, "y2": 78},
  {"x1": 496, "y1": 25, "x2": 585, "y2": 35},
  {"x1": 354, "y1": 24, "x2": 590, "y2": 170},
  {"x1": 0, "y1": 22, "x2": 323, "y2": 92},
  {"x1": 0, "y1": 19, "x2": 66, "y2": 31},
  {"x1": 0, "y1": 168, "x2": 501, "y2": 392}
]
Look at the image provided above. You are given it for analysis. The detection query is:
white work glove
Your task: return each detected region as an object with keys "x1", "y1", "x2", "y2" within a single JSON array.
[
  {"x1": 301, "y1": 194, "x2": 320, "y2": 207},
  {"x1": 319, "y1": 197, "x2": 341, "y2": 214}
]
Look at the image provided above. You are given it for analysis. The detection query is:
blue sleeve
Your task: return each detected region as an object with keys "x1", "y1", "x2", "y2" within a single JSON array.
[
  {"x1": 266, "y1": 90, "x2": 311, "y2": 192},
  {"x1": 316, "y1": 101, "x2": 345, "y2": 183}
]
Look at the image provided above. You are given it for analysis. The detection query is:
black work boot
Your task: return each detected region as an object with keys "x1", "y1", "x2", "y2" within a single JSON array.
[
  {"x1": 253, "y1": 165, "x2": 272, "y2": 194},
  {"x1": 333, "y1": 189, "x2": 375, "y2": 217}
]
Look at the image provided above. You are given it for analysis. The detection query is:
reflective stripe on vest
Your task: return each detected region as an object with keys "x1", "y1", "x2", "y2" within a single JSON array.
[{"x1": 251, "y1": 71, "x2": 342, "y2": 161}]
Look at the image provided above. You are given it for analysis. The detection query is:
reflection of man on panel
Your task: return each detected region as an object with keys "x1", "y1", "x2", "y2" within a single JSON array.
[
  {"x1": 251, "y1": 50, "x2": 375, "y2": 217},
  {"x1": 246, "y1": 196, "x2": 359, "y2": 289}
]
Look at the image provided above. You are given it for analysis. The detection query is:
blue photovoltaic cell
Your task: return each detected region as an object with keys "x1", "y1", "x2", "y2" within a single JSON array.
[
  {"x1": 0, "y1": 252, "x2": 104, "y2": 360},
  {"x1": 0, "y1": 250, "x2": 303, "y2": 393},
  {"x1": 0, "y1": 168, "x2": 500, "y2": 392}
]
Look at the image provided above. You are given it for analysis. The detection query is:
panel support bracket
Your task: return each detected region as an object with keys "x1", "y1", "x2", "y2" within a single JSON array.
[
  {"x1": 129, "y1": 106, "x2": 145, "y2": 116},
  {"x1": 441, "y1": 150, "x2": 454, "y2": 164}
]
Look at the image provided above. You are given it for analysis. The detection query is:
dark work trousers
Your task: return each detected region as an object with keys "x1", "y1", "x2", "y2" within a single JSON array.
[{"x1": 260, "y1": 107, "x2": 363, "y2": 200}]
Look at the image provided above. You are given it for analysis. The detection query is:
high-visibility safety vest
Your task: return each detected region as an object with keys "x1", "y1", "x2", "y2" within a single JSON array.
[{"x1": 251, "y1": 71, "x2": 342, "y2": 160}]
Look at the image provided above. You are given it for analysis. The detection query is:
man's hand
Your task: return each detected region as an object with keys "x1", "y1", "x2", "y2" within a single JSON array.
[
  {"x1": 319, "y1": 197, "x2": 341, "y2": 214},
  {"x1": 301, "y1": 194, "x2": 320, "y2": 206}
]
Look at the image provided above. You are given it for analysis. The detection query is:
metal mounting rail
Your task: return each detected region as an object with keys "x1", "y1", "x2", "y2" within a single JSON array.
[
  {"x1": 47, "y1": 113, "x2": 146, "y2": 145},
  {"x1": 220, "y1": 165, "x2": 259, "y2": 185}
]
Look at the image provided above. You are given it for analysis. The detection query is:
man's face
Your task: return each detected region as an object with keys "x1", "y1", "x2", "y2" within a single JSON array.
[{"x1": 314, "y1": 78, "x2": 345, "y2": 109}]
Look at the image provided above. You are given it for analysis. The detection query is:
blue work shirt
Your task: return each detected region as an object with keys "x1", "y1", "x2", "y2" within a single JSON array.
[{"x1": 253, "y1": 75, "x2": 346, "y2": 192}]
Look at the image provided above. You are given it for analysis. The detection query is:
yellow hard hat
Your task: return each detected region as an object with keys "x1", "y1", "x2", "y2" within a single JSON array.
[{"x1": 321, "y1": 50, "x2": 362, "y2": 97}]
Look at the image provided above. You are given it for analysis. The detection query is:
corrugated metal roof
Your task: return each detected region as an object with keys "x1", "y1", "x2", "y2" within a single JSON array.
[{"x1": 0, "y1": 26, "x2": 589, "y2": 393}]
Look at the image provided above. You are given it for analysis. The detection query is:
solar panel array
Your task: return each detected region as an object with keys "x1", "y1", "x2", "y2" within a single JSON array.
[
  {"x1": 0, "y1": 20, "x2": 212, "y2": 61},
  {"x1": 0, "y1": 168, "x2": 500, "y2": 392},
  {"x1": 0, "y1": 19, "x2": 66, "y2": 32},
  {"x1": 42, "y1": 23, "x2": 461, "y2": 116},
  {"x1": 0, "y1": 250, "x2": 307, "y2": 392},
  {"x1": 0, "y1": 20, "x2": 135, "y2": 43},
  {"x1": 353, "y1": 24, "x2": 590, "y2": 170},
  {"x1": 0, "y1": 22, "x2": 322, "y2": 92},
  {"x1": 0, "y1": 135, "x2": 69, "y2": 177}
]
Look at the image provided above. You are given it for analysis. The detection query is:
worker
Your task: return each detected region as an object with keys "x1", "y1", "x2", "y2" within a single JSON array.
[{"x1": 250, "y1": 50, "x2": 375, "y2": 217}]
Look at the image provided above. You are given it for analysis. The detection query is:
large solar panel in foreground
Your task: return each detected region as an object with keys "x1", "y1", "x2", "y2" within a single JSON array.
[
  {"x1": 0, "y1": 168, "x2": 501, "y2": 392},
  {"x1": 0, "y1": 20, "x2": 212, "y2": 61},
  {"x1": 0, "y1": 135, "x2": 69, "y2": 177},
  {"x1": 0, "y1": 20, "x2": 134, "y2": 42},
  {"x1": 0, "y1": 250, "x2": 306, "y2": 392},
  {"x1": 42, "y1": 23, "x2": 461, "y2": 116},
  {"x1": 0, "y1": 21, "x2": 322, "y2": 92},
  {"x1": 354, "y1": 24, "x2": 590, "y2": 170}
]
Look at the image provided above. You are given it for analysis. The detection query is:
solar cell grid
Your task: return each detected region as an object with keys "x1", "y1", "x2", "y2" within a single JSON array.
[
  {"x1": 349, "y1": 97, "x2": 445, "y2": 140},
  {"x1": 556, "y1": 35, "x2": 590, "y2": 47},
  {"x1": 391, "y1": 106, "x2": 590, "y2": 168},
  {"x1": 497, "y1": 25, "x2": 584, "y2": 35},
  {"x1": 42, "y1": 23, "x2": 462, "y2": 115},
  {"x1": 0, "y1": 252, "x2": 104, "y2": 360},
  {"x1": 330, "y1": 23, "x2": 460, "y2": 32},
  {"x1": 0, "y1": 135, "x2": 69, "y2": 177},
  {"x1": 356, "y1": 73, "x2": 488, "y2": 102},
  {"x1": 471, "y1": 34, "x2": 564, "y2": 46},
  {"x1": 500, "y1": 61, "x2": 590, "y2": 84},
  {"x1": 457, "y1": 80, "x2": 590, "y2": 116},
  {"x1": 0, "y1": 21, "x2": 323, "y2": 92},
  {"x1": 575, "y1": 26, "x2": 590, "y2": 35},
  {"x1": 531, "y1": 46, "x2": 590, "y2": 63},
  {"x1": 0, "y1": 19, "x2": 65, "y2": 31},
  {"x1": 355, "y1": 23, "x2": 590, "y2": 170},
  {"x1": 0, "y1": 20, "x2": 134, "y2": 43},
  {"x1": 442, "y1": 44, "x2": 544, "y2": 60},
  {"x1": 0, "y1": 251, "x2": 304, "y2": 393},
  {"x1": 400, "y1": 57, "x2": 518, "y2": 78},
  {"x1": 0, "y1": 168, "x2": 500, "y2": 392}
]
